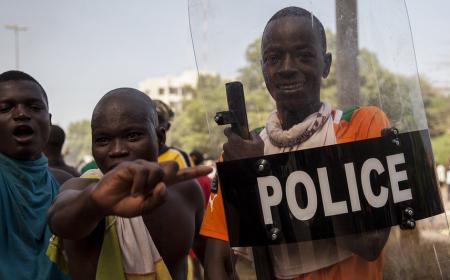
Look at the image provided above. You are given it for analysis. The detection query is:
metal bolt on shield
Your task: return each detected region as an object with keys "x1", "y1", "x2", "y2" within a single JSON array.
[
  {"x1": 270, "y1": 227, "x2": 280, "y2": 241},
  {"x1": 256, "y1": 159, "x2": 270, "y2": 175},
  {"x1": 392, "y1": 139, "x2": 400, "y2": 146},
  {"x1": 258, "y1": 164, "x2": 265, "y2": 172}
]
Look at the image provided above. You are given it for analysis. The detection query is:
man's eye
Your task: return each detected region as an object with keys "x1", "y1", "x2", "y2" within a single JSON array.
[
  {"x1": 265, "y1": 54, "x2": 280, "y2": 64},
  {"x1": 29, "y1": 104, "x2": 44, "y2": 112},
  {"x1": 0, "y1": 104, "x2": 12, "y2": 113},
  {"x1": 127, "y1": 132, "x2": 142, "y2": 142},
  {"x1": 95, "y1": 137, "x2": 110, "y2": 145},
  {"x1": 297, "y1": 51, "x2": 315, "y2": 59}
]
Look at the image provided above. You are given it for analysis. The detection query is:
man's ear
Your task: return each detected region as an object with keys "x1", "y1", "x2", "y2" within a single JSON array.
[
  {"x1": 157, "y1": 126, "x2": 166, "y2": 147},
  {"x1": 322, "y1": 53, "x2": 332, "y2": 78},
  {"x1": 43, "y1": 113, "x2": 53, "y2": 148}
]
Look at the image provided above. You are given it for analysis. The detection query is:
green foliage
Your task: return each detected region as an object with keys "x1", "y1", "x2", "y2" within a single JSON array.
[
  {"x1": 421, "y1": 80, "x2": 450, "y2": 138},
  {"x1": 322, "y1": 31, "x2": 425, "y2": 132},
  {"x1": 171, "y1": 32, "x2": 450, "y2": 159},
  {"x1": 57, "y1": 30, "x2": 449, "y2": 163},
  {"x1": 64, "y1": 120, "x2": 92, "y2": 166},
  {"x1": 237, "y1": 38, "x2": 266, "y2": 91},
  {"x1": 169, "y1": 74, "x2": 228, "y2": 158},
  {"x1": 170, "y1": 43, "x2": 274, "y2": 158},
  {"x1": 431, "y1": 131, "x2": 450, "y2": 165},
  {"x1": 237, "y1": 38, "x2": 274, "y2": 130}
]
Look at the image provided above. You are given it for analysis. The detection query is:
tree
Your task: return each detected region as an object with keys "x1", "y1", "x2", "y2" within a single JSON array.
[
  {"x1": 171, "y1": 32, "x2": 450, "y2": 160},
  {"x1": 237, "y1": 38, "x2": 266, "y2": 92},
  {"x1": 64, "y1": 120, "x2": 92, "y2": 167},
  {"x1": 169, "y1": 74, "x2": 229, "y2": 158}
]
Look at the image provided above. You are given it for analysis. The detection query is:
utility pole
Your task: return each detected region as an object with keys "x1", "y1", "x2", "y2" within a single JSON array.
[
  {"x1": 335, "y1": 0, "x2": 359, "y2": 109},
  {"x1": 5, "y1": 24, "x2": 28, "y2": 69}
]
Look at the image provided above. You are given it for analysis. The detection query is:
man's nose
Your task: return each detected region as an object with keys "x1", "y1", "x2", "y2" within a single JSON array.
[
  {"x1": 12, "y1": 104, "x2": 31, "y2": 121},
  {"x1": 108, "y1": 139, "x2": 129, "y2": 158},
  {"x1": 278, "y1": 54, "x2": 297, "y2": 76}
]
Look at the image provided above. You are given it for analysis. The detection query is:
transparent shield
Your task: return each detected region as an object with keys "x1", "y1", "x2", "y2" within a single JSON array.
[{"x1": 188, "y1": 0, "x2": 450, "y2": 279}]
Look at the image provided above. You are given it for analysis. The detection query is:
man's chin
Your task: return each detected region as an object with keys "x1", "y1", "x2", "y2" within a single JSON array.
[
  {"x1": 102, "y1": 162, "x2": 123, "y2": 173},
  {"x1": 276, "y1": 98, "x2": 312, "y2": 109},
  {"x1": 4, "y1": 148, "x2": 42, "y2": 161}
]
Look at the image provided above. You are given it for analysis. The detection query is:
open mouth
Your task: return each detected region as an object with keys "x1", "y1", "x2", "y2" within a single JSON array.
[
  {"x1": 276, "y1": 81, "x2": 305, "y2": 91},
  {"x1": 12, "y1": 125, "x2": 35, "y2": 143}
]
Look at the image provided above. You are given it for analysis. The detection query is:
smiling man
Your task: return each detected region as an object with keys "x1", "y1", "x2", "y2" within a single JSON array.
[
  {"x1": 201, "y1": 6, "x2": 390, "y2": 280},
  {"x1": 0, "y1": 70, "x2": 70, "y2": 279},
  {"x1": 47, "y1": 88, "x2": 209, "y2": 280}
]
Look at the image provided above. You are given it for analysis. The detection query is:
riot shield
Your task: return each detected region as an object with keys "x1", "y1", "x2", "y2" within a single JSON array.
[{"x1": 188, "y1": 0, "x2": 450, "y2": 279}]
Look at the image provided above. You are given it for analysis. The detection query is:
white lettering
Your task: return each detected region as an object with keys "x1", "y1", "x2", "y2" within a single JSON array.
[
  {"x1": 361, "y1": 158, "x2": 388, "y2": 208},
  {"x1": 286, "y1": 171, "x2": 318, "y2": 221},
  {"x1": 344, "y1": 162, "x2": 361, "y2": 211},
  {"x1": 387, "y1": 153, "x2": 412, "y2": 203},
  {"x1": 257, "y1": 176, "x2": 282, "y2": 225},
  {"x1": 318, "y1": 167, "x2": 348, "y2": 216},
  {"x1": 256, "y1": 153, "x2": 412, "y2": 222}
]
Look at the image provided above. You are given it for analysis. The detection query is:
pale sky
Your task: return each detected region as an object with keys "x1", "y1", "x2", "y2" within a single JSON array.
[{"x1": 0, "y1": 0, "x2": 449, "y2": 128}]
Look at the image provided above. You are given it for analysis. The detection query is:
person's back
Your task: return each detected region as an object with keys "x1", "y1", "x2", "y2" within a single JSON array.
[{"x1": 0, "y1": 70, "x2": 70, "y2": 279}]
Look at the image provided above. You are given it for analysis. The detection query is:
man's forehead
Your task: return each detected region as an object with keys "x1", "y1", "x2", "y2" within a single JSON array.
[
  {"x1": 92, "y1": 104, "x2": 152, "y2": 130},
  {"x1": 0, "y1": 80, "x2": 42, "y2": 92},
  {"x1": 0, "y1": 80, "x2": 47, "y2": 102},
  {"x1": 262, "y1": 16, "x2": 320, "y2": 47},
  {"x1": 92, "y1": 119, "x2": 151, "y2": 132}
]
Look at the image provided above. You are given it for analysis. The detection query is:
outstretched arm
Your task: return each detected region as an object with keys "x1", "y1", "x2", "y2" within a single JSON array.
[
  {"x1": 47, "y1": 160, "x2": 212, "y2": 240},
  {"x1": 47, "y1": 178, "x2": 103, "y2": 239},
  {"x1": 47, "y1": 160, "x2": 166, "y2": 239}
]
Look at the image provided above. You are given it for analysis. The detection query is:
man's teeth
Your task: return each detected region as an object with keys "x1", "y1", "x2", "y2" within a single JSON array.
[{"x1": 278, "y1": 82, "x2": 304, "y2": 90}]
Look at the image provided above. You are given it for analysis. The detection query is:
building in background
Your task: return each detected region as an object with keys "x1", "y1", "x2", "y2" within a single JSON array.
[
  {"x1": 139, "y1": 70, "x2": 198, "y2": 111},
  {"x1": 437, "y1": 85, "x2": 450, "y2": 96}
]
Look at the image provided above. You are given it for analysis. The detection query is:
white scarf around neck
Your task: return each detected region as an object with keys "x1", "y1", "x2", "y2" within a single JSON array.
[{"x1": 262, "y1": 103, "x2": 337, "y2": 155}]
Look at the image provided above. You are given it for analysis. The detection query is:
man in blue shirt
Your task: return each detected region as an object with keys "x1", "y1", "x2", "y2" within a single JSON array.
[{"x1": 0, "y1": 70, "x2": 70, "y2": 279}]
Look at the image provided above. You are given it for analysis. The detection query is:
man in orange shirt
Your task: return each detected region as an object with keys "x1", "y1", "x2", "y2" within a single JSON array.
[{"x1": 201, "y1": 6, "x2": 390, "y2": 280}]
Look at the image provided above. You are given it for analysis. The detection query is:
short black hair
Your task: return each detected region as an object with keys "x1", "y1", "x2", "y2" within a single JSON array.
[
  {"x1": 47, "y1": 125, "x2": 65, "y2": 151},
  {"x1": 264, "y1": 6, "x2": 327, "y2": 53},
  {"x1": 0, "y1": 70, "x2": 49, "y2": 106},
  {"x1": 154, "y1": 99, "x2": 174, "y2": 131},
  {"x1": 93, "y1": 88, "x2": 158, "y2": 129},
  {"x1": 190, "y1": 149, "x2": 204, "y2": 165}
]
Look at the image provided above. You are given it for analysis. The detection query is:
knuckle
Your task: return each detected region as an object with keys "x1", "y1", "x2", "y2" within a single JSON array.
[
  {"x1": 134, "y1": 159, "x2": 148, "y2": 165},
  {"x1": 118, "y1": 161, "x2": 132, "y2": 169},
  {"x1": 151, "y1": 165, "x2": 164, "y2": 178}
]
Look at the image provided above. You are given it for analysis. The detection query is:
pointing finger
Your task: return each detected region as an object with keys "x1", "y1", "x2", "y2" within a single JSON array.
[{"x1": 167, "y1": 165, "x2": 213, "y2": 185}]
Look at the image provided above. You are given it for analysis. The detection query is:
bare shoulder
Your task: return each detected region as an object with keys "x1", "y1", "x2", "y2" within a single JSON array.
[
  {"x1": 49, "y1": 167, "x2": 73, "y2": 185},
  {"x1": 171, "y1": 179, "x2": 204, "y2": 209}
]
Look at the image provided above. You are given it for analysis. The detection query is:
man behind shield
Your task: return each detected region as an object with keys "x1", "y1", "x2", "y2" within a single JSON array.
[{"x1": 201, "y1": 6, "x2": 390, "y2": 280}]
